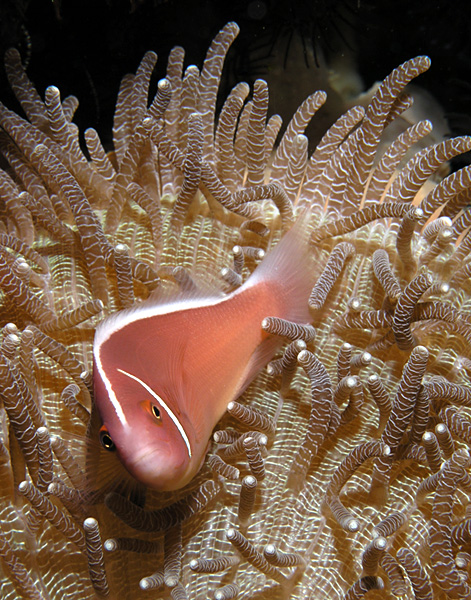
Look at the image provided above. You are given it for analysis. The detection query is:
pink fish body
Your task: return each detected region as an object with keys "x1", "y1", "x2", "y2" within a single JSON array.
[{"x1": 93, "y1": 222, "x2": 313, "y2": 490}]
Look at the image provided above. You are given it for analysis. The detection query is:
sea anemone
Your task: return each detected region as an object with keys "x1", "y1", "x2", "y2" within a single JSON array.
[{"x1": 1, "y1": 20, "x2": 471, "y2": 600}]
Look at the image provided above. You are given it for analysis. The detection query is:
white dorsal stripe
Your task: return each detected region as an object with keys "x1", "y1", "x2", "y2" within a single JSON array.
[
  {"x1": 94, "y1": 294, "x2": 227, "y2": 348},
  {"x1": 116, "y1": 368, "x2": 192, "y2": 459}
]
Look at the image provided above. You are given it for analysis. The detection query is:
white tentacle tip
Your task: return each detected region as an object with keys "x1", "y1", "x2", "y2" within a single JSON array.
[
  {"x1": 18, "y1": 481, "x2": 28, "y2": 493},
  {"x1": 297, "y1": 349, "x2": 309, "y2": 363},
  {"x1": 139, "y1": 578, "x2": 151, "y2": 591},
  {"x1": 83, "y1": 517, "x2": 98, "y2": 530},
  {"x1": 346, "y1": 518, "x2": 360, "y2": 532},
  {"x1": 104, "y1": 539, "x2": 117, "y2": 552}
]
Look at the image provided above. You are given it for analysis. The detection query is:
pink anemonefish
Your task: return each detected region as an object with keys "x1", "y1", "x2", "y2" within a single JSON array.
[{"x1": 93, "y1": 219, "x2": 315, "y2": 491}]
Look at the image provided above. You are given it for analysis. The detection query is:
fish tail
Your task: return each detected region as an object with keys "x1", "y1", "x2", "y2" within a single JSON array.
[{"x1": 249, "y1": 215, "x2": 315, "y2": 325}]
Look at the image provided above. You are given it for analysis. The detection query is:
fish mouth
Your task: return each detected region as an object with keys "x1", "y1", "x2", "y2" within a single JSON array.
[{"x1": 122, "y1": 446, "x2": 190, "y2": 491}]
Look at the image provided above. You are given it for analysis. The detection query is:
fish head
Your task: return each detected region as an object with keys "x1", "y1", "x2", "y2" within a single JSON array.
[{"x1": 93, "y1": 362, "x2": 197, "y2": 491}]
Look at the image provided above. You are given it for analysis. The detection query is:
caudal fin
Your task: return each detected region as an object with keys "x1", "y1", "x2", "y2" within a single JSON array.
[{"x1": 248, "y1": 216, "x2": 314, "y2": 325}]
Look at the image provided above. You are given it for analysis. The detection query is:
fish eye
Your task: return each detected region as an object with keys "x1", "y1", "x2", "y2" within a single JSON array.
[
  {"x1": 99, "y1": 427, "x2": 116, "y2": 451},
  {"x1": 151, "y1": 404, "x2": 161, "y2": 421}
]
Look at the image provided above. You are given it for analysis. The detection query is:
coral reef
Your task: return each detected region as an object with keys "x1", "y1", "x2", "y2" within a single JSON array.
[{"x1": 1, "y1": 21, "x2": 471, "y2": 600}]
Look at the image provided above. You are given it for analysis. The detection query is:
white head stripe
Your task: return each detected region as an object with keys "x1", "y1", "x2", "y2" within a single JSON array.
[
  {"x1": 116, "y1": 368, "x2": 192, "y2": 458},
  {"x1": 97, "y1": 366, "x2": 128, "y2": 426}
]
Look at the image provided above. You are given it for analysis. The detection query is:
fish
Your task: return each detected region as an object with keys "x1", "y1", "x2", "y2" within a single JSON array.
[{"x1": 92, "y1": 219, "x2": 315, "y2": 491}]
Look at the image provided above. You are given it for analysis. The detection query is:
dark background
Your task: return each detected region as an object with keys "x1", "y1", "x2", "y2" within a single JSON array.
[{"x1": 1, "y1": 0, "x2": 470, "y2": 161}]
